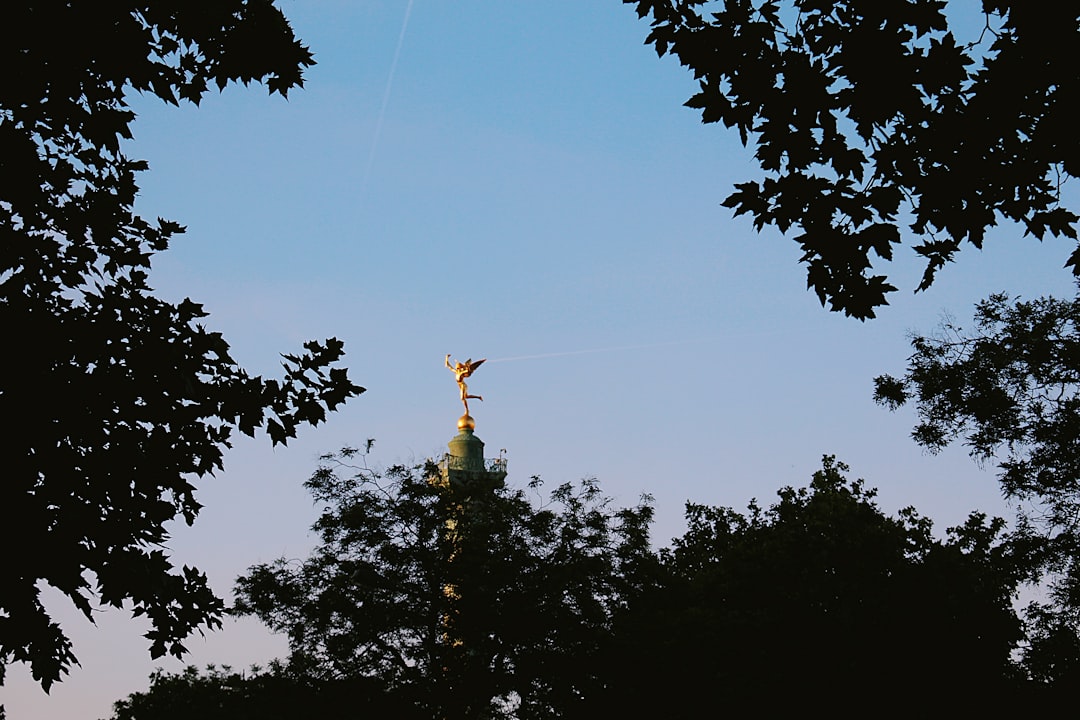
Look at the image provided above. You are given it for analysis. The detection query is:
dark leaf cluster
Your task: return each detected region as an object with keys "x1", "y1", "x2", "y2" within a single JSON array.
[
  {"x1": 627, "y1": 1, "x2": 1080, "y2": 318},
  {"x1": 106, "y1": 663, "x2": 423, "y2": 720},
  {"x1": 116, "y1": 455, "x2": 1048, "y2": 717},
  {"x1": 875, "y1": 290, "x2": 1080, "y2": 648},
  {"x1": 231, "y1": 449, "x2": 655, "y2": 720},
  {"x1": 595, "y1": 456, "x2": 1028, "y2": 715},
  {"x1": 0, "y1": 1, "x2": 362, "y2": 692}
]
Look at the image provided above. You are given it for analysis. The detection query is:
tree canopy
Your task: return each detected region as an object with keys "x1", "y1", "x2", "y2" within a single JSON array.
[
  {"x1": 231, "y1": 448, "x2": 655, "y2": 720},
  {"x1": 627, "y1": 0, "x2": 1080, "y2": 318},
  {"x1": 107, "y1": 664, "x2": 424, "y2": 720},
  {"x1": 875, "y1": 293, "x2": 1080, "y2": 517},
  {"x1": 110, "y1": 454, "x2": 1048, "y2": 718},
  {"x1": 875, "y1": 292, "x2": 1080, "y2": 670},
  {"x1": 596, "y1": 456, "x2": 1027, "y2": 715},
  {"x1": 0, "y1": 1, "x2": 363, "y2": 691}
]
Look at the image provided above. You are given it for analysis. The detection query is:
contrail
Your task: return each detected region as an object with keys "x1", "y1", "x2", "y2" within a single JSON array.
[
  {"x1": 487, "y1": 338, "x2": 716, "y2": 364},
  {"x1": 361, "y1": 0, "x2": 414, "y2": 198}
]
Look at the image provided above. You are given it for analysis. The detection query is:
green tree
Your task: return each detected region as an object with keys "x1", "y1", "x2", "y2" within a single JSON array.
[
  {"x1": 627, "y1": 1, "x2": 1079, "y2": 318},
  {"x1": 231, "y1": 448, "x2": 656, "y2": 720},
  {"x1": 0, "y1": 1, "x2": 363, "y2": 692},
  {"x1": 875, "y1": 292, "x2": 1080, "y2": 680},
  {"x1": 593, "y1": 457, "x2": 1027, "y2": 715}
]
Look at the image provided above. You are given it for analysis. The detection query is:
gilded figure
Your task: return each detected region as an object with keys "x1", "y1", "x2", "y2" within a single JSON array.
[{"x1": 445, "y1": 354, "x2": 486, "y2": 415}]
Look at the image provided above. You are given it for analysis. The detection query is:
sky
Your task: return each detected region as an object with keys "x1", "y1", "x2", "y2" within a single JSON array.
[{"x1": 6, "y1": 2, "x2": 1079, "y2": 717}]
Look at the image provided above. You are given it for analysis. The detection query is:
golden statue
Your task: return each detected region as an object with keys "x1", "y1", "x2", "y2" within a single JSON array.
[{"x1": 446, "y1": 354, "x2": 486, "y2": 416}]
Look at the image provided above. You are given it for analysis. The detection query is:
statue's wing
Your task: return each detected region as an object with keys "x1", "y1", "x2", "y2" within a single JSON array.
[{"x1": 467, "y1": 358, "x2": 487, "y2": 372}]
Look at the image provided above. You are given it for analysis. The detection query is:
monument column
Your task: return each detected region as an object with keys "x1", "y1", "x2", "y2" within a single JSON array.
[{"x1": 430, "y1": 355, "x2": 507, "y2": 719}]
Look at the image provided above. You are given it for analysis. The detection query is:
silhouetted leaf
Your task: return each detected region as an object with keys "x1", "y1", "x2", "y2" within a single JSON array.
[
  {"x1": 626, "y1": 0, "x2": 1080, "y2": 316},
  {"x1": 0, "y1": 0, "x2": 362, "y2": 690}
]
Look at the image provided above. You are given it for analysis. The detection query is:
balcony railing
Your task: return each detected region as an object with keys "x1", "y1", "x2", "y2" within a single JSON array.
[{"x1": 439, "y1": 455, "x2": 508, "y2": 475}]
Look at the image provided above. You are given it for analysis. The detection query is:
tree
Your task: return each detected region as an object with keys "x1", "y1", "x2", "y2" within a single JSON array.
[
  {"x1": 231, "y1": 448, "x2": 656, "y2": 720},
  {"x1": 874, "y1": 292, "x2": 1080, "y2": 676},
  {"x1": 0, "y1": 1, "x2": 363, "y2": 692},
  {"x1": 626, "y1": 1, "x2": 1080, "y2": 318},
  {"x1": 113, "y1": 454, "x2": 1048, "y2": 716},
  {"x1": 874, "y1": 293, "x2": 1080, "y2": 526},
  {"x1": 106, "y1": 664, "x2": 424, "y2": 720},
  {"x1": 593, "y1": 457, "x2": 1027, "y2": 715}
]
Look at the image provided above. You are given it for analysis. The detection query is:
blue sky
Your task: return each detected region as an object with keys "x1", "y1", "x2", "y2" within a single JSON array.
[{"x1": 7, "y1": 2, "x2": 1078, "y2": 717}]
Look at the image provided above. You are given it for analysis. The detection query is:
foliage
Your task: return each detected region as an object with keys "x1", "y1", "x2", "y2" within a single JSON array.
[
  {"x1": 231, "y1": 448, "x2": 656, "y2": 720},
  {"x1": 875, "y1": 291, "x2": 1080, "y2": 658},
  {"x1": 105, "y1": 664, "x2": 422, "y2": 720},
  {"x1": 0, "y1": 1, "x2": 363, "y2": 691},
  {"x1": 593, "y1": 456, "x2": 1026, "y2": 715},
  {"x1": 627, "y1": 0, "x2": 1080, "y2": 318},
  {"x1": 875, "y1": 293, "x2": 1080, "y2": 514},
  {"x1": 114, "y1": 453, "x2": 1059, "y2": 715}
]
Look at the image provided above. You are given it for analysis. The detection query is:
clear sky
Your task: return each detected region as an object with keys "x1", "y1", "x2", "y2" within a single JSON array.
[{"x1": 6, "y1": 2, "x2": 1078, "y2": 717}]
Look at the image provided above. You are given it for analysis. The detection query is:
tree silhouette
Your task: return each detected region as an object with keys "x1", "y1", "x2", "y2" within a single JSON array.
[
  {"x1": 111, "y1": 454, "x2": 1053, "y2": 717},
  {"x1": 625, "y1": 1, "x2": 1080, "y2": 690},
  {"x1": 627, "y1": 1, "x2": 1079, "y2": 318},
  {"x1": 231, "y1": 448, "x2": 655, "y2": 720},
  {"x1": 106, "y1": 664, "x2": 423, "y2": 720},
  {"x1": 592, "y1": 457, "x2": 1026, "y2": 716},
  {"x1": 875, "y1": 292, "x2": 1080, "y2": 678},
  {"x1": 0, "y1": 1, "x2": 363, "y2": 691}
]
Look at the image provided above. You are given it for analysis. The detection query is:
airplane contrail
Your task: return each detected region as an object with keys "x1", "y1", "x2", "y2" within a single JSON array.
[
  {"x1": 487, "y1": 338, "x2": 716, "y2": 364},
  {"x1": 362, "y1": 0, "x2": 415, "y2": 197}
]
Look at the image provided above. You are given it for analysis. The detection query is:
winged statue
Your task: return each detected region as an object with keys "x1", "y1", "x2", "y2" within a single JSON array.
[{"x1": 445, "y1": 355, "x2": 486, "y2": 416}]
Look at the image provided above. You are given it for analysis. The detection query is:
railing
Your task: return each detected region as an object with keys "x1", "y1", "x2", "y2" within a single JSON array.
[{"x1": 439, "y1": 455, "x2": 508, "y2": 475}]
